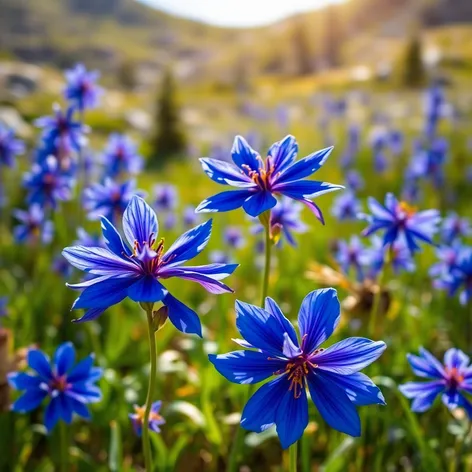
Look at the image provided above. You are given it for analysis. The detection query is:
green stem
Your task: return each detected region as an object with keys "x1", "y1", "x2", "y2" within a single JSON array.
[
  {"x1": 260, "y1": 218, "x2": 272, "y2": 306},
  {"x1": 367, "y1": 246, "x2": 389, "y2": 337},
  {"x1": 59, "y1": 421, "x2": 68, "y2": 472},
  {"x1": 289, "y1": 442, "x2": 298, "y2": 472},
  {"x1": 227, "y1": 222, "x2": 272, "y2": 472},
  {"x1": 142, "y1": 307, "x2": 157, "y2": 471}
]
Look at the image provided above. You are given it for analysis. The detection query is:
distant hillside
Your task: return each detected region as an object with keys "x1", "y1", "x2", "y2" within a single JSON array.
[{"x1": 1, "y1": 0, "x2": 472, "y2": 86}]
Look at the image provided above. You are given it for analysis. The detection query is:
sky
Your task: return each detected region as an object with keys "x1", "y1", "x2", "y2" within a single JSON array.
[{"x1": 139, "y1": 0, "x2": 344, "y2": 28}]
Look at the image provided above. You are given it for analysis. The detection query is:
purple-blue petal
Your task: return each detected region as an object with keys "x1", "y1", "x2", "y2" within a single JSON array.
[
  {"x1": 54, "y1": 342, "x2": 76, "y2": 377},
  {"x1": 264, "y1": 297, "x2": 299, "y2": 347},
  {"x1": 313, "y1": 338, "x2": 386, "y2": 375},
  {"x1": 268, "y1": 135, "x2": 298, "y2": 174},
  {"x1": 276, "y1": 146, "x2": 333, "y2": 183},
  {"x1": 27, "y1": 349, "x2": 53, "y2": 381},
  {"x1": 100, "y1": 216, "x2": 131, "y2": 256},
  {"x1": 297, "y1": 288, "x2": 340, "y2": 354},
  {"x1": 196, "y1": 189, "x2": 252, "y2": 214},
  {"x1": 242, "y1": 191, "x2": 277, "y2": 217},
  {"x1": 199, "y1": 158, "x2": 253, "y2": 186},
  {"x1": 162, "y1": 219, "x2": 213, "y2": 267},
  {"x1": 275, "y1": 376, "x2": 308, "y2": 449},
  {"x1": 231, "y1": 135, "x2": 260, "y2": 171},
  {"x1": 127, "y1": 277, "x2": 167, "y2": 303},
  {"x1": 240, "y1": 375, "x2": 287, "y2": 433},
  {"x1": 122, "y1": 195, "x2": 158, "y2": 247},
  {"x1": 307, "y1": 370, "x2": 361, "y2": 437},
  {"x1": 235, "y1": 301, "x2": 286, "y2": 357},
  {"x1": 11, "y1": 388, "x2": 48, "y2": 413},
  {"x1": 163, "y1": 292, "x2": 202, "y2": 337},
  {"x1": 209, "y1": 350, "x2": 285, "y2": 384}
]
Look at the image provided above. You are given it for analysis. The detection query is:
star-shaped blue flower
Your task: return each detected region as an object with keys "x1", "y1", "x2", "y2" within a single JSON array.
[
  {"x1": 63, "y1": 196, "x2": 237, "y2": 336},
  {"x1": 8, "y1": 342, "x2": 102, "y2": 433},
  {"x1": 210, "y1": 289, "x2": 386, "y2": 448},
  {"x1": 196, "y1": 135, "x2": 343, "y2": 222}
]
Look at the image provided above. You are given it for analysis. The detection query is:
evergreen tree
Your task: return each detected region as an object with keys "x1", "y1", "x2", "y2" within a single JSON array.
[
  {"x1": 402, "y1": 35, "x2": 426, "y2": 88},
  {"x1": 291, "y1": 19, "x2": 312, "y2": 76},
  {"x1": 148, "y1": 68, "x2": 187, "y2": 167}
]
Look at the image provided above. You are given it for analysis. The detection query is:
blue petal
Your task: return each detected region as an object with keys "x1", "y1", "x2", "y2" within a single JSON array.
[
  {"x1": 73, "y1": 307, "x2": 105, "y2": 323},
  {"x1": 100, "y1": 216, "x2": 131, "y2": 256},
  {"x1": 7, "y1": 372, "x2": 42, "y2": 390},
  {"x1": 235, "y1": 301, "x2": 286, "y2": 357},
  {"x1": 122, "y1": 195, "x2": 158, "y2": 247},
  {"x1": 71, "y1": 276, "x2": 137, "y2": 309},
  {"x1": 282, "y1": 333, "x2": 302, "y2": 358},
  {"x1": 399, "y1": 380, "x2": 445, "y2": 406},
  {"x1": 444, "y1": 348, "x2": 470, "y2": 371},
  {"x1": 264, "y1": 298, "x2": 299, "y2": 347},
  {"x1": 297, "y1": 288, "x2": 340, "y2": 354},
  {"x1": 367, "y1": 197, "x2": 395, "y2": 221},
  {"x1": 313, "y1": 338, "x2": 386, "y2": 375},
  {"x1": 209, "y1": 350, "x2": 285, "y2": 384},
  {"x1": 277, "y1": 146, "x2": 333, "y2": 183},
  {"x1": 163, "y1": 293, "x2": 202, "y2": 337},
  {"x1": 307, "y1": 371, "x2": 361, "y2": 436},
  {"x1": 28, "y1": 349, "x2": 53, "y2": 381},
  {"x1": 231, "y1": 135, "x2": 260, "y2": 170},
  {"x1": 44, "y1": 397, "x2": 61, "y2": 433},
  {"x1": 56, "y1": 394, "x2": 73, "y2": 424},
  {"x1": 69, "y1": 396, "x2": 91, "y2": 420},
  {"x1": 313, "y1": 371, "x2": 386, "y2": 406},
  {"x1": 242, "y1": 191, "x2": 277, "y2": 217},
  {"x1": 127, "y1": 276, "x2": 167, "y2": 303},
  {"x1": 162, "y1": 219, "x2": 213, "y2": 267},
  {"x1": 11, "y1": 388, "x2": 48, "y2": 413},
  {"x1": 275, "y1": 376, "x2": 308, "y2": 449},
  {"x1": 157, "y1": 266, "x2": 234, "y2": 294},
  {"x1": 67, "y1": 355, "x2": 95, "y2": 384},
  {"x1": 67, "y1": 383, "x2": 102, "y2": 403},
  {"x1": 406, "y1": 348, "x2": 446, "y2": 379},
  {"x1": 268, "y1": 135, "x2": 298, "y2": 174},
  {"x1": 62, "y1": 246, "x2": 138, "y2": 276},
  {"x1": 195, "y1": 189, "x2": 251, "y2": 213},
  {"x1": 241, "y1": 375, "x2": 288, "y2": 432},
  {"x1": 274, "y1": 180, "x2": 344, "y2": 199},
  {"x1": 199, "y1": 158, "x2": 253, "y2": 186},
  {"x1": 54, "y1": 342, "x2": 76, "y2": 377}
]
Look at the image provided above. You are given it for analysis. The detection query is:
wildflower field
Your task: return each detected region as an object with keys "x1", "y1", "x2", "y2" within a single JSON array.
[{"x1": 1, "y1": 62, "x2": 472, "y2": 472}]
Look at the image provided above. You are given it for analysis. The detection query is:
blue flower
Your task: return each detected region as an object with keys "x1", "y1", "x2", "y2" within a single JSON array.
[
  {"x1": 364, "y1": 236, "x2": 415, "y2": 276},
  {"x1": 389, "y1": 130, "x2": 404, "y2": 156},
  {"x1": 154, "y1": 184, "x2": 178, "y2": 212},
  {"x1": 23, "y1": 157, "x2": 74, "y2": 209},
  {"x1": 0, "y1": 297, "x2": 7, "y2": 318},
  {"x1": 400, "y1": 348, "x2": 472, "y2": 417},
  {"x1": 362, "y1": 193, "x2": 440, "y2": 254},
  {"x1": 209, "y1": 289, "x2": 386, "y2": 448},
  {"x1": 196, "y1": 135, "x2": 343, "y2": 222},
  {"x1": 101, "y1": 133, "x2": 143, "y2": 178},
  {"x1": 409, "y1": 138, "x2": 448, "y2": 189},
  {"x1": 8, "y1": 342, "x2": 102, "y2": 433},
  {"x1": 433, "y1": 247, "x2": 472, "y2": 305},
  {"x1": 64, "y1": 63, "x2": 103, "y2": 111},
  {"x1": 129, "y1": 401, "x2": 165, "y2": 436},
  {"x1": 224, "y1": 226, "x2": 245, "y2": 250},
  {"x1": 35, "y1": 104, "x2": 87, "y2": 156},
  {"x1": 429, "y1": 241, "x2": 463, "y2": 278},
  {"x1": 13, "y1": 204, "x2": 54, "y2": 244},
  {"x1": 0, "y1": 125, "x2": 25, "y2": 168},
  {"x1": 345, "y1": 170, "x2": 364, "y2": 192},
  {"x1": 369, "y1": 129, "x2": 388, "y2": 173},
  {"x1": 52, "y1": 253, "x2": 74, "y2": 279},
  {"x1": 335, "y1": 236, "x2": 367, "y2": 282},
  {"x1": 84, "y1": 178, "x2": 143, "y2": 223},
  {"x1": 423, "y1": 83, "x2": 444, "y2": 137},
  {"x1": 332, "y1": 191, "x2": 361, "y2": 221},
  {"x1": 441, "y1": 212, "x2": 471, "y2": 246},
  {"x1": 63, "y1": 196, "x2": 237, "y2": 336}
]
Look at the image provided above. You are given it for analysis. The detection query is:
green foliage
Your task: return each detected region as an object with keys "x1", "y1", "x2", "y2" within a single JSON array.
[
  {"x1": 402, "y1": 35, "x2": 427, "y2": 88},
  {"x1": 147, "y1": 68, "x2": 187, "y2": 167}
]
